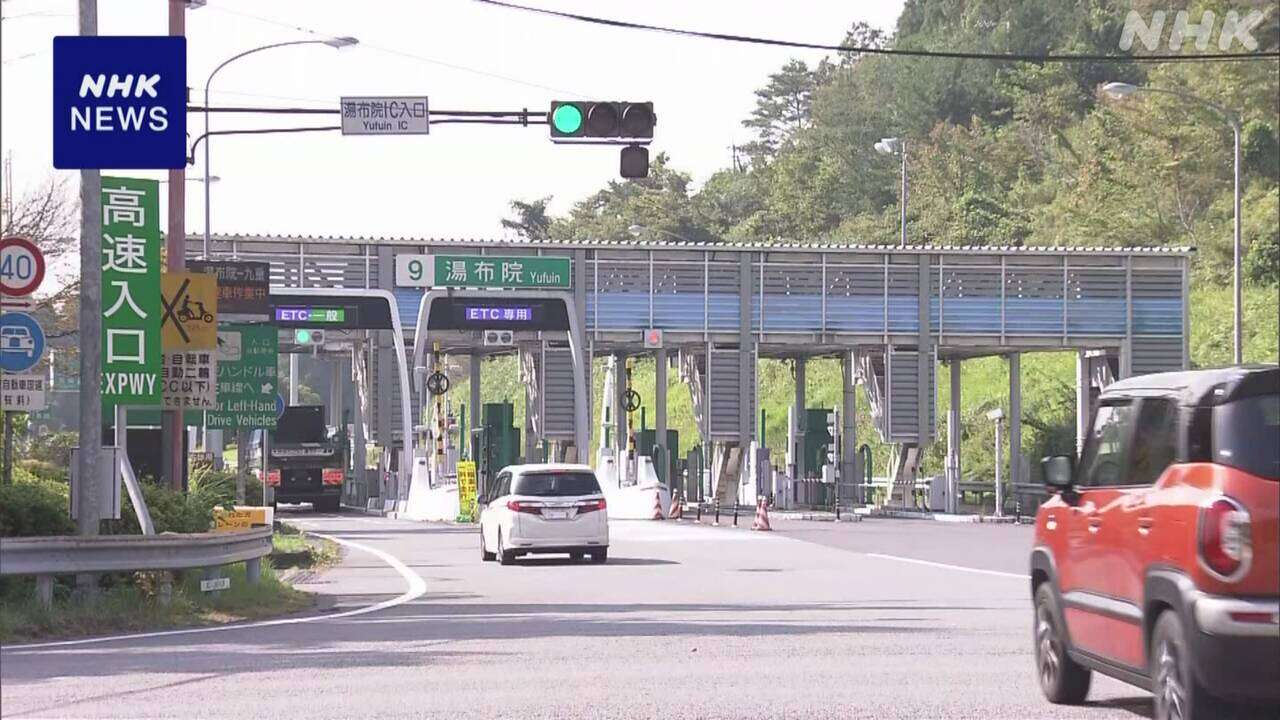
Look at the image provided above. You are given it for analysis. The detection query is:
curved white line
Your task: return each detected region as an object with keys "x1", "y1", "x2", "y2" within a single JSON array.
[
  {"x1": 1, "y1": 532, "x2": 426, "y2": 652},
  {"x1": 863, "y1": 552, "x2": 1027, "y2": 580}
]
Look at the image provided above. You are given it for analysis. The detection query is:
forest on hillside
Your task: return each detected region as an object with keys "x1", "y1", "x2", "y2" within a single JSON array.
[{"x1": 478, "y1": 0, "x2": 1280, "y2": 484}]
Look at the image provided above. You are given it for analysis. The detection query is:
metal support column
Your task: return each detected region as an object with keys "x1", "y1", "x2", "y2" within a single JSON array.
[
  {"x1": 738, "y1": 253, "x2": 753, "y2": 446},
  {"x1": 1076, "y1": 351, "x2": 1090, "y2": 457},
  {"x1": 841, "y1": 351, "x2": 857, "y2": 504},
  {"x1": 288, "y1": 354, "x2": 300, "y2": 405},
  {"x1": 946, "y1": 359, "x2": 961, "y2": 514},
  {"x1": 917, "y1": 255, "x2": 932, "y2": 445},
  {"x1": 328, "y1": 358, "x2": 345, "y2": 428},
  {"x1": 524, "y1": 347, "x2": 537, "y2": 462},
  {"x1": 351, "y1": 339, "x2": 367, "y2": 491},
  {"x1": 655, "y1": 348, "x2": 668, "y2": 484},
  {"x1": 613, "y1": 353, "x2": 627, "y2": 454},
  {"x1": 793, "y1": 356, "x2": 806, "y2": 481},
  {"x1": 573, "y1": 249, "x2": 590, "y2": 461},
  {"x1": 1008, "y1": 352, "x2": 1022, "y2": 495},
  {"x1": 375, "y1": 248, "x2": 395, "y2": 495},
  {"x1": 470, "y1": 353, "x2": 482, "y2": 460}
]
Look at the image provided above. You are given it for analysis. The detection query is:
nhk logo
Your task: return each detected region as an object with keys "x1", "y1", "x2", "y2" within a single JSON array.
[
  {"x1": 1119, "y1": 8, "x2": 1270, "y2": 52},
  {"x1": 53, "y1": 36, "x2": 187, "y2": 169}
]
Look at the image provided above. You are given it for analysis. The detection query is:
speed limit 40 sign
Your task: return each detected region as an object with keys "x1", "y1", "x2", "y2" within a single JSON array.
[{"x1": 0, "y1": 237, "x2": 46, "y2": 298}]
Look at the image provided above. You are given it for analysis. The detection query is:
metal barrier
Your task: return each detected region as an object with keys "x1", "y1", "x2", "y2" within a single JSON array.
[{"x1": 0, "y1": 527, "x2": 273, "y2": 608}]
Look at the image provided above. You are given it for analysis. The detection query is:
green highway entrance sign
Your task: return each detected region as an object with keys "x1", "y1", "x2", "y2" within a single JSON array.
[
  {"x1": 206, "y1": 324, "x2": 279, "y2": 429},
  {"x1": 395, "y1": 254, "x2": 571, "y2": 289},
  {"x1": 101, "y1": 177, "x2": 162, "y2": 407}
]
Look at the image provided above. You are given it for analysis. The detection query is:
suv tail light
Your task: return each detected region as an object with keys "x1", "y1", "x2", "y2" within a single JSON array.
[
  {"x1": 507, "y1": 500, "x2": 542, "y2": 515},
  {"x1": 1199, "y1": 496, "x2": 1252, "y2": 581},
  {"x1": 576, "y1": 498, "x2": 606, "y2": 514}
]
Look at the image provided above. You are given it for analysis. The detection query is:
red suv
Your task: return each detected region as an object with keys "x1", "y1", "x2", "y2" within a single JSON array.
[{"x1": 1031, "y1": 365, "x2": 1278, "y2": 720}]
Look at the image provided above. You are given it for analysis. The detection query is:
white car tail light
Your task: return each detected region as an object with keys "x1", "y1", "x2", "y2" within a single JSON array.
[
  {"x1": 507, "y1": 500, "x2": 542, "y2": 515},
  {"x1": 1198, "y1": 496, "x2": 1252, "y2": 581},
  {"x1": 576, "y1": 498, "x2": 606, "y2": 514}
]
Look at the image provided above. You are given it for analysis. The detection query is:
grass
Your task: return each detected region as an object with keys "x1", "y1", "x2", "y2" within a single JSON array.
[
  {"x1": 0, "y1": 560, "x2": 314, "y2": 644},
  {"x1": 271, "y1": 523, "x2": 342, "y2": 570}
]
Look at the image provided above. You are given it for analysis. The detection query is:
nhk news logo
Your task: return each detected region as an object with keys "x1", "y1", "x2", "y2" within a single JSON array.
[{"x1": 53, "y1": 36, "x2": 187, "y2": 169}]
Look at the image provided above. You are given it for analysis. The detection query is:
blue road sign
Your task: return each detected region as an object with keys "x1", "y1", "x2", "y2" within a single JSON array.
[
  {"x1": 276, "y1": 393, "x2": 286, "y2": 419},
  {"x1": 52, "y1": 36, "x2": 187, "y2": 169},
  {"x1": 0, "y1": 312, "x2": 46, "y2": 373}
]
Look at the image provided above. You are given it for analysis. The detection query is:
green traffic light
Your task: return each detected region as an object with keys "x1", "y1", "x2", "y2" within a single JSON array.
[
  {"x1": 295, "y1": 329, "x2": 312, "y2": 344},
  {"x1": 552, "y1": 103, "x2": 583, "y2": 134}
]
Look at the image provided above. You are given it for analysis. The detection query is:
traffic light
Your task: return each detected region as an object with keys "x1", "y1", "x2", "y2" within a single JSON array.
[
  {"x1": 620, "y1": 145, "x2": 649, "y2": 179},
  {"x1": 294, "y1": 328, "x2": 325, "y2": 346},
  {"x1": 549, "y1": 101, "x2": 655, "y2": 139}
]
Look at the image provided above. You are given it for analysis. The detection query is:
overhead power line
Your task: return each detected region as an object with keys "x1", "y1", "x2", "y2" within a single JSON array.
[
  {"x1": 204, "y1": 4, "x2": 587, "y2": 96},
  {"x1": 473, "y1": 0, "x2": 1280, "y2": 63}
]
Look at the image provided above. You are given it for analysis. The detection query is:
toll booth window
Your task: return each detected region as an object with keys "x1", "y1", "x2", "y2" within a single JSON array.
[{"x1": 513, "y1": 472, "x2": 601, "y2": 497}]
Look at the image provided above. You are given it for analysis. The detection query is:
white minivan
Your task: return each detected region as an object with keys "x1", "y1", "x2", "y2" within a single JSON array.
[{"x1": 479, "y1": 464, "x2": 609, "y2": 565}]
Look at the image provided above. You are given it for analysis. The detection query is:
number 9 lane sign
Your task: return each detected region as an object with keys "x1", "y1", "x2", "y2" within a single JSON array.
[{"x1": 0, "y1": 237, "x2": 46, "y2": 298}]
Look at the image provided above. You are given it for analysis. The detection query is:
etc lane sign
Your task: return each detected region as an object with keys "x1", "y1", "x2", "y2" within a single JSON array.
[
  {"x1": 340, "y1": 96, "x2": 429, "y2": 135},
  {"x1": 101, "y1": 177, "x2": 162, "y2": 406},
  {"x1": 52, "y1": 36, "x2": 187, "y2": 169},
  {"x1": 395, "y1": 254, "x2": 571, "y2": 289}
]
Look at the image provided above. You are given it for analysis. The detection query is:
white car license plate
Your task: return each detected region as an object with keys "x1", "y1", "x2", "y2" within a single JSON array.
[{"x1": 543, "y1": 509, "x2": 570, "y2": 520}]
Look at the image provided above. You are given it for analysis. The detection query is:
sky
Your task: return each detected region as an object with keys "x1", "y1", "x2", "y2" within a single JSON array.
[{"x1": 1, "y1": 0, "x2": 906, "y2": 248}]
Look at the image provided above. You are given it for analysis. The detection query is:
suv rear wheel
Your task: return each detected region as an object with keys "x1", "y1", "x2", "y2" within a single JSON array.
[
  {"x1": 497, "y1": 532, "x2": 515, "y2": 566},
  {"x1": 480, "y1": 531, "x2": 495, "y2": 562},
  {"x1": 1034, "y1": 583, "x2": 1091, "y2": 704},
  {"x1": 1151, "y1": 611, "x2": 1231, "y2": 720}
]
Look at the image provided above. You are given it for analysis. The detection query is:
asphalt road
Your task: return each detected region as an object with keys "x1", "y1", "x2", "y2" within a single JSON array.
[{"x1": 1, "y1": 511, "x2": 1156, "y2": 720}]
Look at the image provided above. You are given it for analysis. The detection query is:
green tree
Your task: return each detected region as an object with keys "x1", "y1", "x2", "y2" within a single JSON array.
[{"x1": 501, "y1": 197, "x2": 554, "y2": 241}]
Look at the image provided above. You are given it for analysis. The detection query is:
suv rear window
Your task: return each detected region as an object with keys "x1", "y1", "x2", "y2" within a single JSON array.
[
  {"x1": 512, "y1": 472, "x2": 601, "y2": 497},
  {"x1": 1213, "y1": 393, "x2": 1279, "y2": 481}
]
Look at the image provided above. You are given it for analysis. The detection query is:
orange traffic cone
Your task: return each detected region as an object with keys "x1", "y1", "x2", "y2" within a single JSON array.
[
  {"x1": 669, "y1": 490, "x2": 684, "y2": 520},
  {"x1": 651, "y1": 488, "x2": 665, "y2": 520},
  {"x1": 751, "y1": 496, "x2": 772, "y2": 531}
]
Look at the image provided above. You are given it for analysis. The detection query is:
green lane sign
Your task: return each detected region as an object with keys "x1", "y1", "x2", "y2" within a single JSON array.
[
  {"x1": 101, "y1": 176, "x2": 162, "y2": 407},
  {"x1": 206, "y1": 324, "x2": 279, "y2": 429},
  {"x1": 394, "y1": 254, "x2": 571, "y2": 289}
]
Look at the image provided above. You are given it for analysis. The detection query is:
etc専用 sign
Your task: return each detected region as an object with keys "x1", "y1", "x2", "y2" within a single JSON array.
[
  {"x1": 395, "y1": 254, "x2": 571, "y2": 289},
  {"x1": 53, "y1": 36, "x2": 187, "y2": 169},
  {"x1": 101, "y1": 177, "x2": 162, "y2": 407}
]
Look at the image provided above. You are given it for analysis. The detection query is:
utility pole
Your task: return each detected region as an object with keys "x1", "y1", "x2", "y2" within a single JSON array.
[
  {"x1": 75, "y1": 0, "x2": 103, "y2": 597},
  {"x1": 161, "y1": 0, "x2": 187, "y2": 491}
]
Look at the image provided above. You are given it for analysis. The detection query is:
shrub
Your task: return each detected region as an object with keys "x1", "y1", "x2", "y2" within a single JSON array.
[
  {"x1": 0, "y1": 476, "x2": 74, "y2": 537},
  {"x1": 190, "y1": 467, "x2": 264, "y2": 506},
  {"x1": 104, "y1": 481, "x2": 219, "y2": 535},
  {"x1": 25, "y1": 431, "x2": 78, "y2": 467},
  {"x1": 18, "y1": 459, "x2": 67, "y2": 484}
]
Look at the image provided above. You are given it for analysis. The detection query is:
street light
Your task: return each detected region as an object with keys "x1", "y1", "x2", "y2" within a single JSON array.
[
  {"x1": 1103, "y1": 81, "x2": 1244, "y2": 365},
  {"x1": 203, "y1": 37, "x2": 359, "y2": 258},
  {"x1": 985, "y1": 407, "x2": 1005, "y2": 518},
  {"x1": 874, "y1": 137, "x2": 907, "y2": 247},
  {"x1": 628, "y1": 224, "x2": 694, "y2": 243}
]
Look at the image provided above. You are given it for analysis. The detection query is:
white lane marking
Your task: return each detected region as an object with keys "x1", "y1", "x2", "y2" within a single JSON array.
[
  {"x1": 862, "y1": 552, "x2": 1026, "y2": 580},
  {"x1": 1, "y1": 532, "x2": 427, "y2": 652}
]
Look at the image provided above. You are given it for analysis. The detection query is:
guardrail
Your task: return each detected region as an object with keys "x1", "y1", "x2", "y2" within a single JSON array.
[{"x1": 0, "y1": 527, "x2": 273, "y2": 608}]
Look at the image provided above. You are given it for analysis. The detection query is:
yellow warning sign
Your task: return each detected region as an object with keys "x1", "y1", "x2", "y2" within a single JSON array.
[
  {"x1": 457, "y1": 460, "x2": 478, "y2": 522},
  {"x1": 161, "y1": 272, "x2": 217, "y2": 349},
  {"x1": 212, "y1": 505, "x2": 273, "y2": 532}
]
